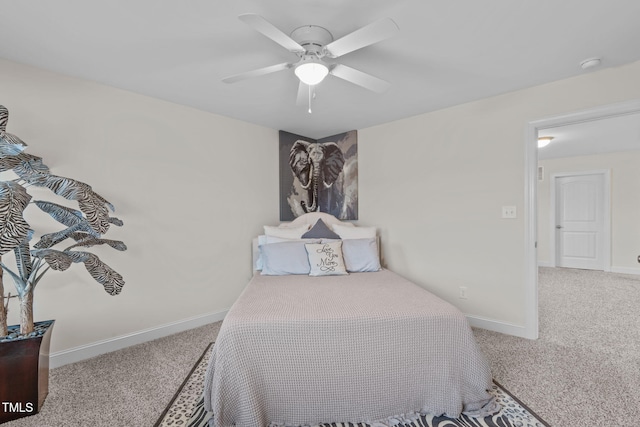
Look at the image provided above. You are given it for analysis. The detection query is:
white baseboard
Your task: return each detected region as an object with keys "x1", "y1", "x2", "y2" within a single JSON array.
[
  {"x1": 610, "y1": 266, "x2": 640, "y2": 276},
  {"x1": 50, "y1": 310, "x2": 228, "y2": 368},
  {"x1": 466, "y1": 314, "x2": 535, "y2": 339},
  {"x1": 537, "y1": 263, "x2": 640, "y2": 275},
  {"x1": 468, "y1": 264, "x2": 640, "y2": 339}
]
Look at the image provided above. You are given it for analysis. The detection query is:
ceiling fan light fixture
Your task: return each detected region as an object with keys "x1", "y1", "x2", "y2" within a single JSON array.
[
  {"x1": 294, "y1": 58, "x2": 329, "y2": 86},
  {"x1": 538, "y1": 136, "x2": 554, "y2": 148}
]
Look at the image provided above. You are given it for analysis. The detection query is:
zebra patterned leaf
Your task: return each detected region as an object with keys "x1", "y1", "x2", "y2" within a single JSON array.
[
  {"x1": 0, "y1": 130, "x2": 28, "y2": 156},
  {"x1": 41, "y1": 175, "x2": 114, "y2": 211},
  {"x1": 11, "y1": 154, "x2": 50, "y2": 177},
  {"x1": 30, "y1": 249, "x2": 73, "y2": 271},
  {"x1": 0, "y1": 152, "x2": 45, "y2": 174},
  {"x1": 19, "y1": 173, "x2": 113, "y2": 234},
  {"x1": 109, "y1": 217, "x2": 124, "y2": 227},
  {"x1": 0, "y1": 181, "x2": 32, "y2": 255},
  {"x1": 30, "y1": 249, "x2": 125, "y2": 295},
  {"x1": 72, "y1": 252, "x2": 124, "y2": 296},
  {"x1": 34, "y1": 201, "x2": 84, "y2": 227},
  {"x1": 34, "y1": 223, "x2": 95, "y2": 249},
  {"x1": 0, "y1": 105, "x2": 7, "y2": 131},
  {"x1": 79, "y1": 198, "x2": 110, "y2": 235},
  {"x1": 33, "y1": 201, "x2": 105, "y2": 249},
  {"x1": 66, "y1": 238, "x2": 127, "y2": 252},
  {"x1": 67, "y1": 232, "x2": 94, "y2": 242},
  {"x1": 0, "y1": 154, "x2": 21, "y2": 172}
]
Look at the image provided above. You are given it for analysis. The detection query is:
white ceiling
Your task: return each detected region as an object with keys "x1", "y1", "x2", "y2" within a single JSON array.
[
  {"x1": 538, "y1": 112, "x2": 640, "y2": 160},
  {"x1": 1, "y1": 0, "x2": 640, "y2": 139}
]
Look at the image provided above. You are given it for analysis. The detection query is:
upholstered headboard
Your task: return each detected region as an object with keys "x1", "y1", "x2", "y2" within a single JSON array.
[{"x1": 283, "y1": 212, "x2": 354, "y2": 229}]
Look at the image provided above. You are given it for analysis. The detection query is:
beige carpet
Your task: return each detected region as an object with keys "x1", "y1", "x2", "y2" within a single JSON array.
[
  {"x1": 3, "y1": 322, "x2": 222, "y2": 427},
  {"x1": 4, "y1": 267, "x2": 638, "y2": 426},
  {"x1": 474, "y1": 267, "x2": 640, "y2": 427}
]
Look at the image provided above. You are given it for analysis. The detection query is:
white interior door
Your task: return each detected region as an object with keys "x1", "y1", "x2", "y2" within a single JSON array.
[{"x1": 554, "y1": 173, "x2": 607, "y2": 270}]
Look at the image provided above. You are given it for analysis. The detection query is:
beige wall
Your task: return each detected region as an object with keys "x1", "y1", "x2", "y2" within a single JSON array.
[
  {"x1": 359, "y1": 60, "x2": 640, "y2": 330},
  {"x1": 538, "y1": 151, "x2": 640, "y2": 273},
  {"x1": 2, "y1": 57, "x2": 640, "y2": 355},
  {"x1": 0, "y1": 59, "x2": 279, "y2": 353}
]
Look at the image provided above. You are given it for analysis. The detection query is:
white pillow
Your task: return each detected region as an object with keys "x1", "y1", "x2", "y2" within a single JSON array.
[
  {"x1": 264, "y1": 224, "x2": 310, "y2": 239},
  {"x1": 333, "y1": 224, "x2": 377, "y2": 239},
  {"x1": 259, "y1": 235, "x2": 304, "y2": 245},
  {"x1": 341, "y1": 238, "x2": 381, "y2": 272},
  {"x1": 261, "y1": 241, "x2": 317, "y2": 275},
  {"x1": 305, "y1": 241, "x2": 348, "y2": 276},
  {"x1": 256, "y1": 235, "x2": 319, "y2": 270}
]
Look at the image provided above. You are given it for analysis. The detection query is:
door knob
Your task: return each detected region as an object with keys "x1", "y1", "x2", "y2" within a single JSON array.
[{"x1": 556, "y1": 225, "x2": 563, "y2": 229}]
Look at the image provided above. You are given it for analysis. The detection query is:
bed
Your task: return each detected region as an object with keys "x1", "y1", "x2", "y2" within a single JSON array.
[{"x1": 203, "y1": 213, "x2": 497, "y2": 427}]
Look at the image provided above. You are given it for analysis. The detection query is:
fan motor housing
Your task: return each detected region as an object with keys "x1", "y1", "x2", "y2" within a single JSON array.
[{"x1": 290, "y1": 25, "x2": 333, "y2": 55}]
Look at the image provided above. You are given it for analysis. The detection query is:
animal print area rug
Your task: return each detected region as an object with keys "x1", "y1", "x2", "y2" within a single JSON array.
[{"x1": 155, "y1": 343, "x2": 549, "y2": 427}]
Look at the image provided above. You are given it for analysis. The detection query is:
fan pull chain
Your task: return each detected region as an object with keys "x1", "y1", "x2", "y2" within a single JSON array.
[{"x1": 308, "y1": 84, "x2": 312, "y2": 114}]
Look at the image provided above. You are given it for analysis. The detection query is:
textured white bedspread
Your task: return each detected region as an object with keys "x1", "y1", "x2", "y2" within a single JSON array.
[{"x1": 203, "y1": 269, "x2": 495, "y2": 427}]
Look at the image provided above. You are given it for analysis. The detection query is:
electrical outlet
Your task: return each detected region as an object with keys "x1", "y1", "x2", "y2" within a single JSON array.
[
  {"x1": 459, "y1": 286, "x2": 468, "y2": 299},
  {"x1": 502, "y1": 206, "x2": 517, "y2": 219}
]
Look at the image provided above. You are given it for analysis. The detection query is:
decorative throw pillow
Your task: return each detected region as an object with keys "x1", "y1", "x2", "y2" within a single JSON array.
[
  {"x1": 305, "y1": 241, "x2": 348, "y2": 276},
  {"x1": 302, "y1": 219, "x2": 341, "y2": 239},
  {"x1": 341, "y1": 238, "x2": 381, "y2": 272},
  {"x1": 332, "y1": 224, "x2": 377, "y2": 239}
]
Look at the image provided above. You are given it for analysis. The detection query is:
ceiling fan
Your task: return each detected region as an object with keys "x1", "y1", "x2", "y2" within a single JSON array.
[{"x1": 223, "y1": 14, "x2": 399, "y2": 111}]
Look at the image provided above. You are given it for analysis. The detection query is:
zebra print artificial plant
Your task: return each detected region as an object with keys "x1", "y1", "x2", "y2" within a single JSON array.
[{"x1": 0, "y1": 105, "x2": 126, "y2": 337}]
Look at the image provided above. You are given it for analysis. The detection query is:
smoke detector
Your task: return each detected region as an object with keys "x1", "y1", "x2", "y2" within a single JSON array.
[{"x1": 580, "y1": 57, "x2": 601, "y2": 70}]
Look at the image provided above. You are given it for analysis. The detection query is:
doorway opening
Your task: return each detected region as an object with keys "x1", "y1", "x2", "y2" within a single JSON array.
[{"x1": 524, "y1": 99, "x2": 640, "y2": 339}]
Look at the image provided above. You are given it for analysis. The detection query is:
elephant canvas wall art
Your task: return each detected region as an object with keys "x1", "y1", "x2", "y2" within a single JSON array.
[{"x1": 279, "y1": 130, "x2": 358, "y2": 221}]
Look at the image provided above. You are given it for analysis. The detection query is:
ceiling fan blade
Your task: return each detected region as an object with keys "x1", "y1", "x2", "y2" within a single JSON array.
[
  {"x1": 238, "y1": 14, "x2": 305, "y2": 54},
  {"x1": 330, "y1": 64, "x2": 390, "y2": 93},
  {"x1": 222, "y1": 62, "x2": 292, "y2": 83},
  {"x1": 324, "y1": 18, "x2": 399, "y2": 58}
]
